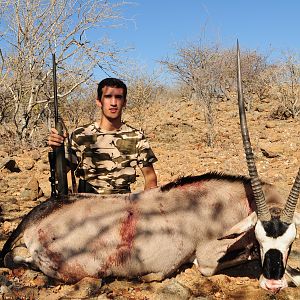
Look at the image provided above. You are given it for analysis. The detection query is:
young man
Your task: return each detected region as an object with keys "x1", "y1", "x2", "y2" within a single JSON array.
[{"x1": 48, "y1": 78, "x2": 157, "y2": 194}]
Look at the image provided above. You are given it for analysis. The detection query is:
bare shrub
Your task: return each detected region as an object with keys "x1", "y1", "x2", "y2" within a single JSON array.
[
  {"x1": 270, "y1": 105, "x2": 294, "y2": 120},
  {"x1": 122, "y1": 66, "x2": 161, "y2": 129},
  {"x1": 272, "y1": 53, "x2": 300, "y2": 119},
  {"x1": 237, "y1": 50, "x2": 275, "y2": 110},
  {"x1": 160, "y1": 41, "x2": 274, "y2": 147},
  {"x1": 160, "y1": 42, "x2": 224, "y2": 147},
  {"x1": 0, "y1": 0, "x2": 128, "y2": 147},
  {"x1": 59, "y1": 85, "x2": 97, "y2": 131}
]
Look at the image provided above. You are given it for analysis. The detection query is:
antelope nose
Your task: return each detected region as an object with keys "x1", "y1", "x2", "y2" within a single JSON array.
[
  {"x1": 266, "y1": 285, "x2": 281, "y2": 294},
  {"x1": 259, "y1": 276, "x2": 287, "y2": 293}
]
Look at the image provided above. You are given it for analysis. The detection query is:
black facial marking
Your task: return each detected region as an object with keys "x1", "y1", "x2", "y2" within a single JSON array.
[
  {"x1": 263, "y1": 249, "x2": 285, "y2": 279},
  {"x1": 261, "y1": 218, "x2": 289, "y2": 238}
]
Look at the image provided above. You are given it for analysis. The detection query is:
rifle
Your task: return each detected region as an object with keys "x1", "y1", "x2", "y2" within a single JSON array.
[{"x1": 48, "y1": 53, "x2": 68, "y2": 196}]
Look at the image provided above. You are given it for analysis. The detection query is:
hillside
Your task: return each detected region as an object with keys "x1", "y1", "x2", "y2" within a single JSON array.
[{"x1": 1, "y1": 97, "x2": 300, "y2": 299}]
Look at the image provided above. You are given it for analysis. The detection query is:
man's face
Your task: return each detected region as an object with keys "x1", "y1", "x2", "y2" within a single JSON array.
[{"x1": 97, "y1": 86, "x2": 126, "y2": 120}]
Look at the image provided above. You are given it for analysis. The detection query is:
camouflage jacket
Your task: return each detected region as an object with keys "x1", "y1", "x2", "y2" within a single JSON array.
[{"x1": 67, "y1": 122, "x2": 157, "y2": 194}]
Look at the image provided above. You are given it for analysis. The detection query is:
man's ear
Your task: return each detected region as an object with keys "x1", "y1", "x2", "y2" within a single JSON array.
[{"x1": 96, "y1": 98, "x2": 102, "y2": 108}]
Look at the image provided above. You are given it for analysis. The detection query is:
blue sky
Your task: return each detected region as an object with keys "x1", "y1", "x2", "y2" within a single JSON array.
[{"x1": 97, "y1": 0, "x2": 300, "y2": 78}]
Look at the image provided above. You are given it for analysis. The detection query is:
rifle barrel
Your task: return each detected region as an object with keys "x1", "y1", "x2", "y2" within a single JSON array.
[{"x1": 52, "y1": 53, "x2": 59, "y2": 129}]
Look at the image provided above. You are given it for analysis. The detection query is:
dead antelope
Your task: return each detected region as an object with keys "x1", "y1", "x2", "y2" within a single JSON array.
[{"x1": 0, "y1": 42, "x2": 299, "y2": 293}]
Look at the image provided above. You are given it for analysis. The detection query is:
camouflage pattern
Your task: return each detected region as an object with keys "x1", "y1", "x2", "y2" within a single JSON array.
[{"x1": 67, "y1": 122, "x2": 157, "y2": 194}]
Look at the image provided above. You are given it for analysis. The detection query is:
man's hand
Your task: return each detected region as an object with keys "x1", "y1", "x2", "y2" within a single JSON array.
[{"x1": 48, "y1": 128, "x2": 67, "y2": 149}]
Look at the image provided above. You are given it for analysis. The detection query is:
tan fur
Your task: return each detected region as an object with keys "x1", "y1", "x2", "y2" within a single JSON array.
[{"x1": 3, "y1": 175, "x2": 284, "y2": 283}]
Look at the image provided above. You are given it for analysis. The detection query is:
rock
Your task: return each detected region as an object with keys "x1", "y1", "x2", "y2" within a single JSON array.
[
  {"x1": 249, "y1": 113, "x2": 259, "y2": 121},
  {"x1": 20, "y1": 200, "x2": 40, "y2": 210},
  {"x1": 154, "y1": 279, "x2": 191, "y2": 300},
  {"x1": 31, "y1": 150, "x2": 41, "y2": 161},
  {"x1": 0, "y1": 158, "x2": 20, "y2": 172},
  {"x1": 21, "y1": 269, "x2": 49, "y2": 287},
  {"x1": 258, "y1": 133, "x2": 268, "y2": 140},
  {"x1": 0, "y1": 284, "x2": 12, "y2": 298},
  {"x1": 1, "y1": 203, "x2": 19, "y2": 213},
  {"x1": 255, "y1": 106, "x2": 264, "y2": 112},
  {"x1": 261, "y1": 148, "x2": 280, "y2": 158},
  {"x1": 73, "y1": 277, "x2": 102, "y2": 296},
  {"x1": 2, "y1": 221, "x2": 17, "y2": 234},
  {"x1": 0, "y1": 150, "x2": 8, "y2": 158},
  {"x1": 37, "y1": 162, "x2": 50, "y2": 172},
  {"x1": 41, "y1": 154, "x2": 50, "y2": 164},
  {"x1": 97, "y1": 295, "x2": 111, "y2": 299},
  {"x1": 20, "y1": 177, "x2": 44, "y2": 201},
  {"x1": 0, "y1": 180, "x2": 9, "y2": 193},
  {"x1": 53, "y1": 277, "x2": 102, "y2": 299},
  {"x1": 260, "y1": 144, "x2": 284, "y2": 158},
  {"x1": 265, "y1": 121, "x2": 276, "y2": 129},
  {"x1": 2, "y1": 211, "x2": 23, "y2": 222},
  {"x1": 0, "y1": 272, "x2": 13, "y2": 297},
  {"x1": 23, "y1": 158, "x2": 35, "y2": 170}
]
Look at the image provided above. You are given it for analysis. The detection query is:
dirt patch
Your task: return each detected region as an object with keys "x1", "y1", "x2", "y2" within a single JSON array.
[{"x1": 1, "y1": 100, "x2": 300, "y2": 299}]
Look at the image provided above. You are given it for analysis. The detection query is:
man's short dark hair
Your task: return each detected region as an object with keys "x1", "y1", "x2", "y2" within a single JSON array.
[{"x1": 97, "y1": 78, "x2": 127, "y2": 100}]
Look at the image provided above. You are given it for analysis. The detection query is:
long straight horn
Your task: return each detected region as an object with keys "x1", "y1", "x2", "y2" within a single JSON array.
[
  {"x1": 237, "y1": 40, "x2": 271, "y2": 221},
  {"x1": 281, "y1": 168, "x2": 300, "y2": 223}
]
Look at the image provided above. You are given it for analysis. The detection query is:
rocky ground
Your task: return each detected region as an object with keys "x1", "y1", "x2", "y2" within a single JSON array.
[{"x1": 1, "y1": 97, "x2": 300, "y2": 299}]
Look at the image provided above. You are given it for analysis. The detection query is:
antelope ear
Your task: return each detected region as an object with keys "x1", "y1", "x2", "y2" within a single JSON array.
[
  {"x1": 292, "y1": 212, "x2": 300, "y2": 226},
  {"x1": 218, "y1": 211, "x2": 257, "y2": 240}
]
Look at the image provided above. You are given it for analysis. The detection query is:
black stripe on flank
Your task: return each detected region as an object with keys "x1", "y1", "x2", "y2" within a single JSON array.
[{"x1": 160, "y1": 171, "x2": 251, "y2": 192}]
